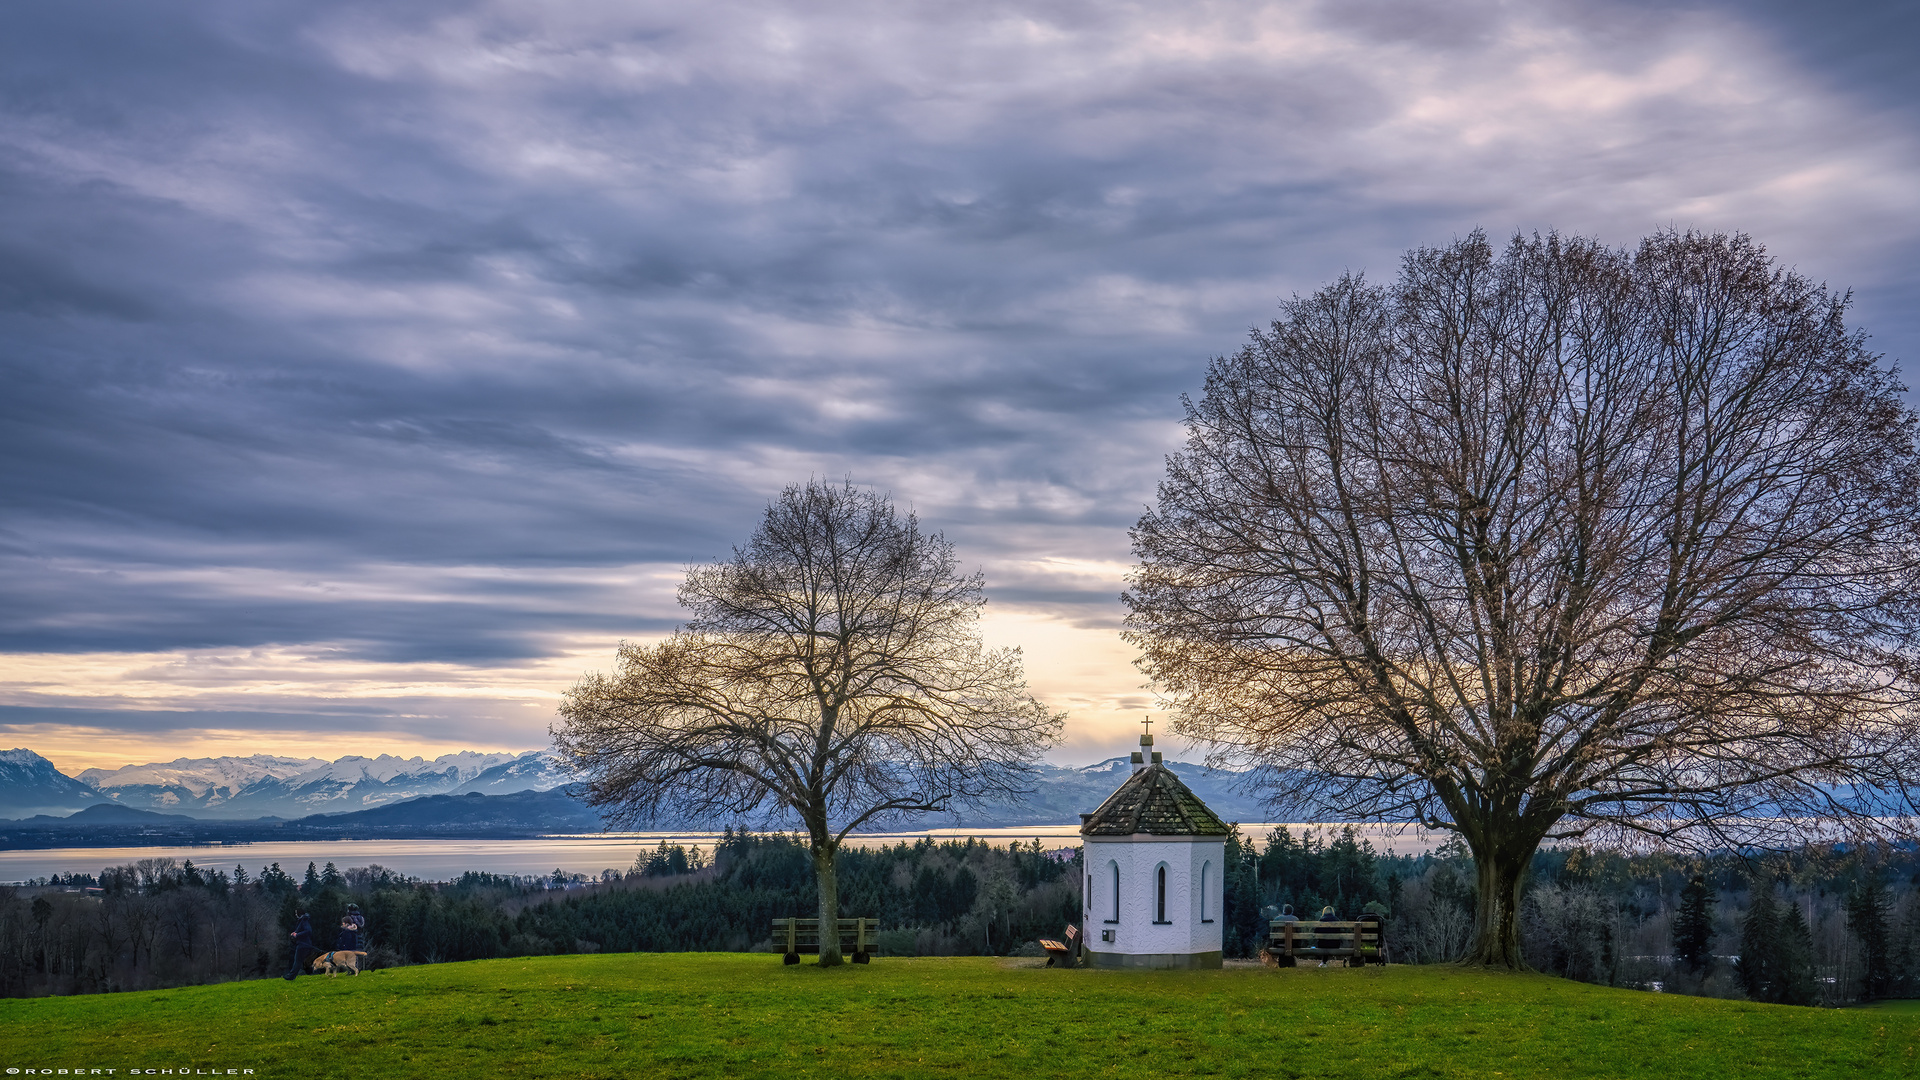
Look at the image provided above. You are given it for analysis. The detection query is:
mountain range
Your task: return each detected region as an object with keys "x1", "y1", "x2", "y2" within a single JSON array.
[
  {"x1": 0, "y1": 747, "x2": 1284, "y2": 833},
  {"x1": 1, "y1": 747, "x2": 567, "y2": 819}
]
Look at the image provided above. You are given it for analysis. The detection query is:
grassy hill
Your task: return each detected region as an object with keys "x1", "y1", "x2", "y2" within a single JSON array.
[{"x1": 2, "y1": 955, "x2": 1913, "y2": 1079}]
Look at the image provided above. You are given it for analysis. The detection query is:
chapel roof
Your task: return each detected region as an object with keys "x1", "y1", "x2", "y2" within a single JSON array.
[{"x1": 1079, "y1": 760, "x2": 1231, "y2": 837}]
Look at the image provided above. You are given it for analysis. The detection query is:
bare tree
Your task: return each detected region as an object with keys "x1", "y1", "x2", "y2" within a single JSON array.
[
  {"x1": 554, "y1": 479, "x2": 1061, "y2": 964},
  {"x1": 1126, "y1": 229, "x2": 1920, "y2": 968}
]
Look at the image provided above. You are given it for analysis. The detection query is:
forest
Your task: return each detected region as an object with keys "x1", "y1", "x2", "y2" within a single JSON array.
[{"x1": 0, "y1": 825, "x2": 1913, "y2": 1008}]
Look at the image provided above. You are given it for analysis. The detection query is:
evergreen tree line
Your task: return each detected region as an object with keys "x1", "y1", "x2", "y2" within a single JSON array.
[
  {"x1": 1, "y1": 827, "x2": 1913, "y2": 1004},
  {"x1": 1218, "y1": 825, "x2": 1917, "y2": 1006},
  {"x1": 0, "y1": 856, "x2": 570, "y2": 997},
  {"x1": 1415, "y1": 840, "x2": 1918, "y2": 1005},
  {"x1": 515, "y1": 831, "x2": 1082, "y2": 959},
  {"x1": 0, "y1": 830, "x2": 1082, "y2": 997}
]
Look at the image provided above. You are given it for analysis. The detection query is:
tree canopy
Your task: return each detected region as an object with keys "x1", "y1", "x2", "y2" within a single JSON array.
[
  {"x1": 1125, "y1": 229, "x2": 1920, "y2": 967},
  {"x1": 554, "y1": 479, "x2": 1060, "y2": 963}
]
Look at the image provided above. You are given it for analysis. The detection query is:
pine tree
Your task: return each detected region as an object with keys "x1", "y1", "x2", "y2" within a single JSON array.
[
  {"x1": 1847, "y1": 872, "x2": 1893, "y2": 1001},
  {"x1": 1222, "y1": 826, "x2": 1262, "y2": 957},
  {"x1": 1893, "y1": 896, "x2": 1920, "y2": 999},
  {"x1": 1601, "y1": 919, "x2": 1618, "y2": 987},
  {"x1": 302, "y1": 861, "x2": 321, "y2": 896},
  {"x1": 1777, "y1": 895, "x2": 1818, "y2": 1006},
  {"x1": 1673, "y1": 874, "x2": 1717, "y2": 974},
  {"x1": 1736, "y1": 881, "x2": 1779, "y2": 1002},
  {"x1": 259, "y1": 862, "x2": 295, "y2": 895}
]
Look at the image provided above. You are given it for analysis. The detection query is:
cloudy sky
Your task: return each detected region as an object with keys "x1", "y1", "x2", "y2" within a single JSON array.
[{"x1": 4, "y1": 0, "x2": 1917, "y2": 773}]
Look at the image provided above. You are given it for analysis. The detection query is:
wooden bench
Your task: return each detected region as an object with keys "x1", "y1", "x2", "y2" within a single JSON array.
[
  {"x1": 770, "y1": 917, "x2": 878, "y2": 964},
  {"x1": 1038, "y1": 925, "x2": 1080, "y2": 967},
  {"x1": 1266, "y1": 917, "x2": 1385, "y2": 967}
]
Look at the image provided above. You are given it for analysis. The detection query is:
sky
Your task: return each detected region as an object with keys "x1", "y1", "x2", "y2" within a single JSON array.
[{"x1": 4, "y1": 0, "x2": 1918, "y2": 774}]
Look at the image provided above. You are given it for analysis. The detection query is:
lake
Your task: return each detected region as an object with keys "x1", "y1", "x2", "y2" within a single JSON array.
[{"x1": 0, "y1": 822, "x2": 1444, "y2": 882}]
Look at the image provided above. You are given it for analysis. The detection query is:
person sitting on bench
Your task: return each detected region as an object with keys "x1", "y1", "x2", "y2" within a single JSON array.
[{"x1": 1314, "y1": 905, "x2": 1340, "y2": 963}]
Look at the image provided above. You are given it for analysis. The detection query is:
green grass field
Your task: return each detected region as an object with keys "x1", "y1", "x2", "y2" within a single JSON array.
[{"x1": 2, "y1": 955, "x2": 1914, "y2": 1079}]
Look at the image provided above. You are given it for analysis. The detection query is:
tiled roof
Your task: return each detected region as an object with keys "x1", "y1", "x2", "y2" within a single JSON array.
[{"x1": 1079, "y1": 763, "x2": 1231, "y2": 837}]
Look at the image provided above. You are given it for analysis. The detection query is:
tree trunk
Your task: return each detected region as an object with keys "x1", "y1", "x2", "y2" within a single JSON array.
[
  {"x1": 812, "y1": 841, "x2": 842, "y2": 966},
  {"x1": 1462, "y1": 832, "x2": 1536, "y2": 969}
]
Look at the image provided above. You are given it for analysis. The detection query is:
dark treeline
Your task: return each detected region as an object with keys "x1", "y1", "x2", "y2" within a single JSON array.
[
  {"x1": 0, "y1": 855, "x2": 570, "y2": 997},
  {"x1": 515, "y1": 831, "x2": 1081, "y2": 959},
  {"x1": 1507, "y1": 841, "x2": 1920, "y2": 1006},
  {"x1": 0, "y1": 829, "x2": 1081, "y2": 997},
  {"x1": 1215, "y1": 826, "x2": 1920, "y2": 1007},
  {"x1": 3, "y1": 827, "x2": 1914, "y2": 1007}
]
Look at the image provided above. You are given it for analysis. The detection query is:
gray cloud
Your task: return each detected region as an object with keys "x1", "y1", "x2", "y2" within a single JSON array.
[{"x1": 3, "y1": 0, "x2": 1917, "y2": 757}]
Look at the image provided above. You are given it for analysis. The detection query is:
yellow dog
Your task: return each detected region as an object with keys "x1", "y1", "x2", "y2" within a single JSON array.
[{"x1": 311, "y1": 950, "x2": 367, "y2": 977}]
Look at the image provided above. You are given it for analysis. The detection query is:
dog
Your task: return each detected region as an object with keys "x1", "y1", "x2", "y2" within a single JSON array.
[{"x1": 311, "y1": 950, "x2": 367, "y2": 977}]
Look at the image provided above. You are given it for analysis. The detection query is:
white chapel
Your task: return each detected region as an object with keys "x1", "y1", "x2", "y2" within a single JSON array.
[{"x1": 1078, "y1": 725, "x2": 1230, "y2": 969}]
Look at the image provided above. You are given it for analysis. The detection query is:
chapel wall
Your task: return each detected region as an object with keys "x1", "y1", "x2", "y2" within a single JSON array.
[{"x1": 1082, "y1": 837, "x2": 1225, "y2": 958}]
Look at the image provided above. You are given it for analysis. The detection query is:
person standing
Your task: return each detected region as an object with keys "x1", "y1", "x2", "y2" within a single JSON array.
[
  {"x1": 284, "y1": 911, "x2": 315, "y2": 980},
  {"x1": 335, "y1": 914, "x2": 361, "y2": 953}
]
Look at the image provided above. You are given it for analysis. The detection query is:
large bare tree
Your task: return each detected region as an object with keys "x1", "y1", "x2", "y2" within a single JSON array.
[
  {"x1": 554, "y1": 479, "x2": 1060, "y2": 964},
  {"x1": 1126, "y1": 230, "x2": 1920, "y2": 968}
]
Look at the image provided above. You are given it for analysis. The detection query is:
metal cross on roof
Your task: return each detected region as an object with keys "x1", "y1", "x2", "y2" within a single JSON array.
[{"x1": 1141, "y1": 716, "x2": 1153, "y2": 738}]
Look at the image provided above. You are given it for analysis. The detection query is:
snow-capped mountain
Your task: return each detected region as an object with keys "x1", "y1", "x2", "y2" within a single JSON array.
[
  {"x1": 4, "y1": 746, "x2": 1276, "y2": 829},
  {"x1": 0, "y1": 748, "x2": 106, "y2": 817},
  {"x1": 71, "y1": 750, "x2": 566, "y2": 819},
  {"x1": 453, "y1": 753, "x2": 569, "y2": 796},
  {"x1": 77, "y1": 754, "x2": 327, "y2": 814}
]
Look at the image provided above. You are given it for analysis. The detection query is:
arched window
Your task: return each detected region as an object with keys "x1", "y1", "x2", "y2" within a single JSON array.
[
  {"x1": 1155, "y1": 864, "x2": 1169, "y2": 923},
  {"x1": 1201, "y1": 861, "x2": 1214, "y2": 924},
  {"x1": 1108, "y1": 861, "x2": 1121, "y2": 922}
]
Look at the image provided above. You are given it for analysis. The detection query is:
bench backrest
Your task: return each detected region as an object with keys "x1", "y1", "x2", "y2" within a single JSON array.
[
  {"x1": 1267, "y1": 919, "x2": 1385, "y2": 950},
  {"x1": 770, "y1": 917, "x2": 879, "y2": 951}
]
